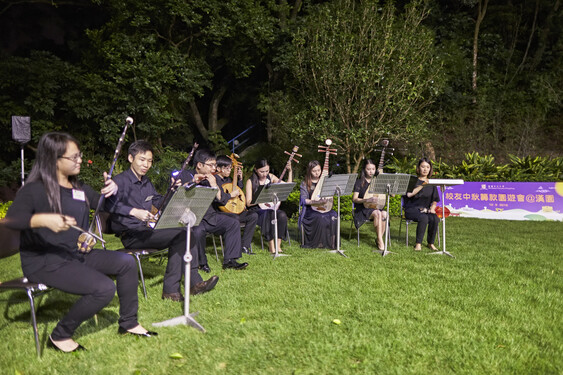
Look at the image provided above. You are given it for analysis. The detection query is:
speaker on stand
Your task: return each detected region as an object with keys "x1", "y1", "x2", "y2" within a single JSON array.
[{"x1": 11, "y1": 116, "x2": 31, "y2": 186}]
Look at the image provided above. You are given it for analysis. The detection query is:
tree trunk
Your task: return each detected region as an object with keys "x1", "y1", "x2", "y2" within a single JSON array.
[
  {"x1": 189, "y1": 101, "x2": 207, "y2": 140},
  {"x1": 472, "y1": 0, "x2": 489, "y2": 104},
  {"x1": 208, "y1": 84, "x2": 228, "y2": 132}
]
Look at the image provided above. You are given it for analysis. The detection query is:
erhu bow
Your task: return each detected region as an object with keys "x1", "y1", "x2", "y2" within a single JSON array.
[
  {"x1": 147, "y1": 143, "x2": 199, "y2": 227},
  {"x1": 76, "y1": 116, "x2": 133, "y2": 253}
]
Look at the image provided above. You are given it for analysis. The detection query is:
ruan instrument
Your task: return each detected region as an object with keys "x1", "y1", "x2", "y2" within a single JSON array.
[
  {"x1": 310, "y1": 139, "x2": 337, "y2": 213},
  {"x1": 219, "y1": 153, "x2": 246, "y2": 214},
  {"x1": 259, "y1": 145, "x2": 301, "y2": 210},
  {"x1": 77, "y1": 116, "x2": 133, "y2": 253},
  {"x1": 363, "y1": 139, "x2": 392, "y2": 210},
  {"x1": 147, "y1": 143, "x2": 199, "y2": 227}
]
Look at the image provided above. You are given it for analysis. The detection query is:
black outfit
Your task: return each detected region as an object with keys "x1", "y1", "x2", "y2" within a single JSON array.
[
  {"x1": 106, "y1": 168, "x2": 202, "y2": 295},
  {"x1": 175, "y1": 169, "x2": 243, "y2": 266},
  {"x1": 403, "y1": 179, "x2": 440, "y2": 244},
  {"x1": 299, "y1": 181, "x2": 337, "y2": 249},
  {"x1": 352, "y1": 178, "x2": 382, "y2": 229},
  {"x1": 214, "y1": 174, "x2": 258, "y2": 250},
  {"x1": 6, "y1": 181, "x2": 139, "y2": 340},
  {"x1": 248, "y1": 176, "x2": 288, "y2": 241}
]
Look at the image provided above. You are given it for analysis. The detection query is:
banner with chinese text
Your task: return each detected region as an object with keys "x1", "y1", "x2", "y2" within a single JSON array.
[{"x1": 438, "y1": 182, "x2": 563, "y2": 221}]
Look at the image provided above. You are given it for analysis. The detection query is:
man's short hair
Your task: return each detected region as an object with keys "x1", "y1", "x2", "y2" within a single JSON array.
[
  {"x1": 128, "y1": 140, "x2": 153, "y2": 159},
  {"x1": 194, "y1": 149, "x2": 216, "y2": 166},
  {"x1": 216, "y1": 155, "x2": 232, "y2": 168}
]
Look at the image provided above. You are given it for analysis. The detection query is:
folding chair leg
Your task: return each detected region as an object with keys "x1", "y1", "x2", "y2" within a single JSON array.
[
  {"x1": 134, "y1": 254, "x2": 148, "y2": 299},
  {"x1": 27, "y1": 289, "x2": 41, "y2": 357},
  {"x1": 287, "y1": 228, "x2": 291, "y2": 246},
  {"x1": 219, "y1": 235, "x2": 224, "y2": 256},
  {"x1": 406, "y1": 223, "x2": 409, "y2": 247},
  {"x1": 356, "y1": 227, "x2": 360, "y2": 247}
]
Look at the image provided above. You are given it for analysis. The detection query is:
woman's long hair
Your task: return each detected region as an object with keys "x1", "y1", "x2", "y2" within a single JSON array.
[
  {"x1": 416, "y1": 157, "x2": 433, "y2": 177},
  {"x1": 27, "y1": 132, "x2": 80, "y2": 213},
  {"x1": 360, "y1": 159, "x2": 377, "y2": 189},
  {"x1": 304, "y1": 160, "x2": 321, "y2": 192},
  {"x1": 249, "y1": 158, "x2": 270, "y2": 192}
]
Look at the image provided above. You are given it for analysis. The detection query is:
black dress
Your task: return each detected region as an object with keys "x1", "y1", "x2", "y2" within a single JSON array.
[
  {"x1": 403, "y1": 179, "x2": 440, "y2": 244},
  {"x1": 352, "y1": 178, "x2": 382, "y2": 229},
  {"x1": 248, "y1": 176, "x2": 288, "y2": 241},
  {"x1": 299, "y1": 181, "x2": 337, "y2": 249}
]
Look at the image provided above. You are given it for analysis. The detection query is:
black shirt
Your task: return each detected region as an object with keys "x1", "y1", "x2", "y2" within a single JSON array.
[
  {"x1": 403, "y1": 179, "x2": 440, "y2": 210},
  {"x1": 105, "y1": 168, "x2": 164, "y2": 234},
  {"x1": 5, "y1": 180, "x2": 98, "y2": 275}
]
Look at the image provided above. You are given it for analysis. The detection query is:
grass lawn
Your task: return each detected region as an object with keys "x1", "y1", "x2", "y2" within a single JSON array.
[{"x1": 0, "y1": 218, "x2": 562, "y2": 374}]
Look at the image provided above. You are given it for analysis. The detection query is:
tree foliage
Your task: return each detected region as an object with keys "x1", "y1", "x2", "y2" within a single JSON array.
[{"x1": 266, "y1": 0, "x2": 443, "y2": 173}]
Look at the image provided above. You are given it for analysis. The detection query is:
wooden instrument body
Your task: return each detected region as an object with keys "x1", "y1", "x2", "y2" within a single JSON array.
[
  {"x1": 219, "y1": 181, "x2": 246, "y2": 214},
  {"x1": 258, "y1": 146, "x2": 300, "y2": 211},
  {"x1": 363, "y1": 140, "x2": 389, "y2": 210},
  {"x1": 310, "y1": 140, "x2": 337, "y2": 214},
  {"x1": 219, "y1": 154, "x2": 246, "y2": 214}
]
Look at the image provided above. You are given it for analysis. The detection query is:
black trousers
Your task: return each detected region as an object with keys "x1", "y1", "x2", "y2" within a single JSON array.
[
  {"x1": 193, "y1": 214, "x2": 242, "y2": 266},
  {"x1": 227, "y1": 210, "x2": 258, "y2": 249},
  {"x1": 26, "y1": 249, "x2": 138, "y2": 340},
  {"x1": 120, "y1": 227, "x2": 202, "y2": 295},
  {"x1": 405, "y1": 208, "x2": 439, "y2": 245}
]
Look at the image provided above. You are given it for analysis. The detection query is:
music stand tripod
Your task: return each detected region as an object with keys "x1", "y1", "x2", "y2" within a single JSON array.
[
  {"x1": 251, "y1": 182, "x2": 296, "y2": 259},
  {"x1": 368, "y1": 173, "x2": 417, "y2": 256},
  {"x1": 317, "y1": 174, "x2": 357, "y2": 257},
  {"x1": 152, "y1": 184, "x2": 217, "y2": 332}
]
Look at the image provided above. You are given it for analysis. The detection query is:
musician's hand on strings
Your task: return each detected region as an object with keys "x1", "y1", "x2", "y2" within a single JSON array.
[
  {"x1": 230, "y1": 189, "x2": 241, "y2": 198},
  {"x1": 101, "y1": 172, "x2": 118, "y2": 197},
  {"x1": 171, "y1": 177, "x2": 183, "y2": 188},
  {"x1": 130, "y1": 208, "x2": 154, "y2": 222}
]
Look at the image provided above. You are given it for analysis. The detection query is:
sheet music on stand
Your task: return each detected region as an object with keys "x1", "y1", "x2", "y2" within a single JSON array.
[
  {"x1": 368, "y1": 173, "x2": 417, "y2": 195},
  {"x1": 153, "y1": 184, "x2": 217, "y2": 229},
  {"x1": 250, "y1": 182, "x2": 296, "y2": 205},
  {"x1": 318, "y1": 174, "x2": 357, "y2": 198},
  {"x1": 251, "y1": 182, "x2": 296, "y2": 259},
  {"x1": 318, "y1": 174, "x2": 357, "y2": 257},
  {"x1": 152, "y1": 184, "x2": 217, "y2": 332}
]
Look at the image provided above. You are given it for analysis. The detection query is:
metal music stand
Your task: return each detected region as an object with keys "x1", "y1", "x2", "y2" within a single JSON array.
[
  {"x1": 424, "y1": 179, "x2": 464, "y2": 258},
  {"x1": 251, "y1": 182, "x2": 296, "y2": 259},
  {"x1": 152, "y1": 184, "x2": 217, "y2": 332},
  {"x1": 369, "y1": 173, "x2": 417, "y2": 256},
  {"x1": 317, "y1": 174, "x2": 357, "y2": 257}
]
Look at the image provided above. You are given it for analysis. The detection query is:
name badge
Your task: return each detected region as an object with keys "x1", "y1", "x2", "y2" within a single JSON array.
[
  {"x1": 145, "y1": 195, "x2": 153, "y2": 202},
  {"x1": 72, "y1": 189, "x2": 86, "y2": 201}
]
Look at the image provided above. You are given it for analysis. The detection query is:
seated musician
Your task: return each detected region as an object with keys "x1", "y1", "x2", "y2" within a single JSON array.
[
  {"x1": 106, "y1": 140, "x2": 219, "y2": 302},
  {"x1": 299, "y1": 160, "x2": 337, "y2": 249},
  {"x1": 403, "y1": 157, "x2": 440, "y2": 251},
  {"x1": 4, "y1": 132, "x2": 155, "y2": 352},
  {"x1": 352, "y1": 159, "x2": 387, "y2": 251},
  {"x1": 245, "y1": 158, "x2": 292, "y2": 254},
  {"x1": 215, "y1": 155, "x2": 258, "y2": 255},
  {"x1": 174, "y1": 149, "x2": 248, "y2": 271}
]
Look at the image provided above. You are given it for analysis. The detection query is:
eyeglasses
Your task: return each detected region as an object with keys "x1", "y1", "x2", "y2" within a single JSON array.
[{"x1": 59, "y1": 152, "x2": 83, "y2": 163}]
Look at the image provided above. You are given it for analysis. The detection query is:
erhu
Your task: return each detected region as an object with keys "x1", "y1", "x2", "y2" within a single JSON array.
[
  {"x1": 75, "y1": 116, "x2": 133, "y2": 253},
  {"x1": 147, "y1": 143, "x2": 199, "y2": 227}
]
